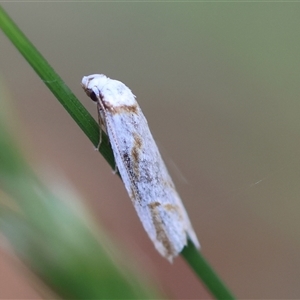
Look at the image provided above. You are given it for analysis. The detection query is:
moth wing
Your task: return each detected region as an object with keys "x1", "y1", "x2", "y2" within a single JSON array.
[{"x1": 103, "y1": 105, "x2": 199, "y2": 261}]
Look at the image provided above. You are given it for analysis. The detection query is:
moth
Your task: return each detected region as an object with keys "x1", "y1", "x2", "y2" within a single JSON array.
[{"x1": 81, "y1": 74, "x2": 200, "y2": 261}]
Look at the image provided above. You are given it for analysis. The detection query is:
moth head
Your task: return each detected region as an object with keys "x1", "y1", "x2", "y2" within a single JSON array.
[
  {"x1": 81, "y1": 74, "x2": 109, "y2": 102},
  {"x1": 81, "y1": 74, "x2": 137, "y2": 107}
]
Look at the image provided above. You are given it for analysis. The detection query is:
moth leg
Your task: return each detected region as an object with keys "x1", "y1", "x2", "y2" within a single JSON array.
[
  {"x1": 96, "y1": 102, "x2": 106, "y2": 150},
  {"x1": 112, "y1": 163, "x2": 118, "y2": 174},
  {"x1": 95, "y1": 101, "x2": 117, "y2": 173},
  {"x1": 96, "y1": 127, "x2": 102, "y2": 150}
]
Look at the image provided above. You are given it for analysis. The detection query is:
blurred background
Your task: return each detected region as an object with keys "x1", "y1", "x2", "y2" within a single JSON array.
[{"x1": 1, "y1": 2, "x2": 300, "y2": 299}]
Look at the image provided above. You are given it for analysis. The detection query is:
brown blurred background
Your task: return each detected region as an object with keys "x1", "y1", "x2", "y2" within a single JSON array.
[{"x1": 1, "y1": 2, "x2": 300, "y2": 299}]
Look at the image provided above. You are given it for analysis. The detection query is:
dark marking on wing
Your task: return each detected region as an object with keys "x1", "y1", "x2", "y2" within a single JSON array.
[
  {"x1": 122, "y1": 152, "x2": 142, "y2": 203},
  {"x1": 163, "y1": 204, "x2": 183, "y2": 221},
  {"x1": 148, "y1": 202, "x2": 176, "y2": 258},
  {"x1": 161, "y1": 178, "x2": 175, "y2": 189},
  {"x1": 103, "y1": 103, "x2": 139, "y2": 115},
  {"x1": 131, "y1": 133, "x2": 143, "y2": 178}
]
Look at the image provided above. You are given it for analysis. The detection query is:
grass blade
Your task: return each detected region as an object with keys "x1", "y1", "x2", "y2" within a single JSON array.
[
  {"x1": 182, "y1": 240, "x2": 235, "y2": 299},
  {"x1": 0, "y1": 5, "x2": 115, "y2": 169}
]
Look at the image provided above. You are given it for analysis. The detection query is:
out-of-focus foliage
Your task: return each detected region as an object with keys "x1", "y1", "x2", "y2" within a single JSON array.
[{"x1": 0, "y1": 84, "x2": 161, "y2": 299}]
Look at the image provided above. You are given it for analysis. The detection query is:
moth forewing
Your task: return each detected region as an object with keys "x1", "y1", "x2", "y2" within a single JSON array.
[{"x1": 81, "y1": 74, "x2": 200, "y2": 261}]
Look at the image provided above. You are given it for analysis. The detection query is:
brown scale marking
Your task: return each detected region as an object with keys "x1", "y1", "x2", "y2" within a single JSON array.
[
  {"x1": 148, "y1": 202, "x2": 161, "y2": 208},
  {"x1": 129, "y1": 187, "x2": 136, "y2": 202},
  {"x1": 162, "y1": 179, "x2": 175, "y2": 189},
  {"x1": 163, "y1": 203, "x2": 179, "y2": 212},
  {"x1": 164, "y1": 203, "x2": 184, "y2": 221},
  {"x1": 103, "y1": 102, "x2": 138, "y2": 115},
  {"x1": 131, "y1": 133, "x2": 143, "y2": 178},
  {"x1": 148, "y1": 201, "x2": 176, "y2": 257}
]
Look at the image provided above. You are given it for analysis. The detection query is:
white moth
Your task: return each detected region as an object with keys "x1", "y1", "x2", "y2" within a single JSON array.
[{"x1": 81, "y1": 74, "x2": 200, "y2": 261}]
